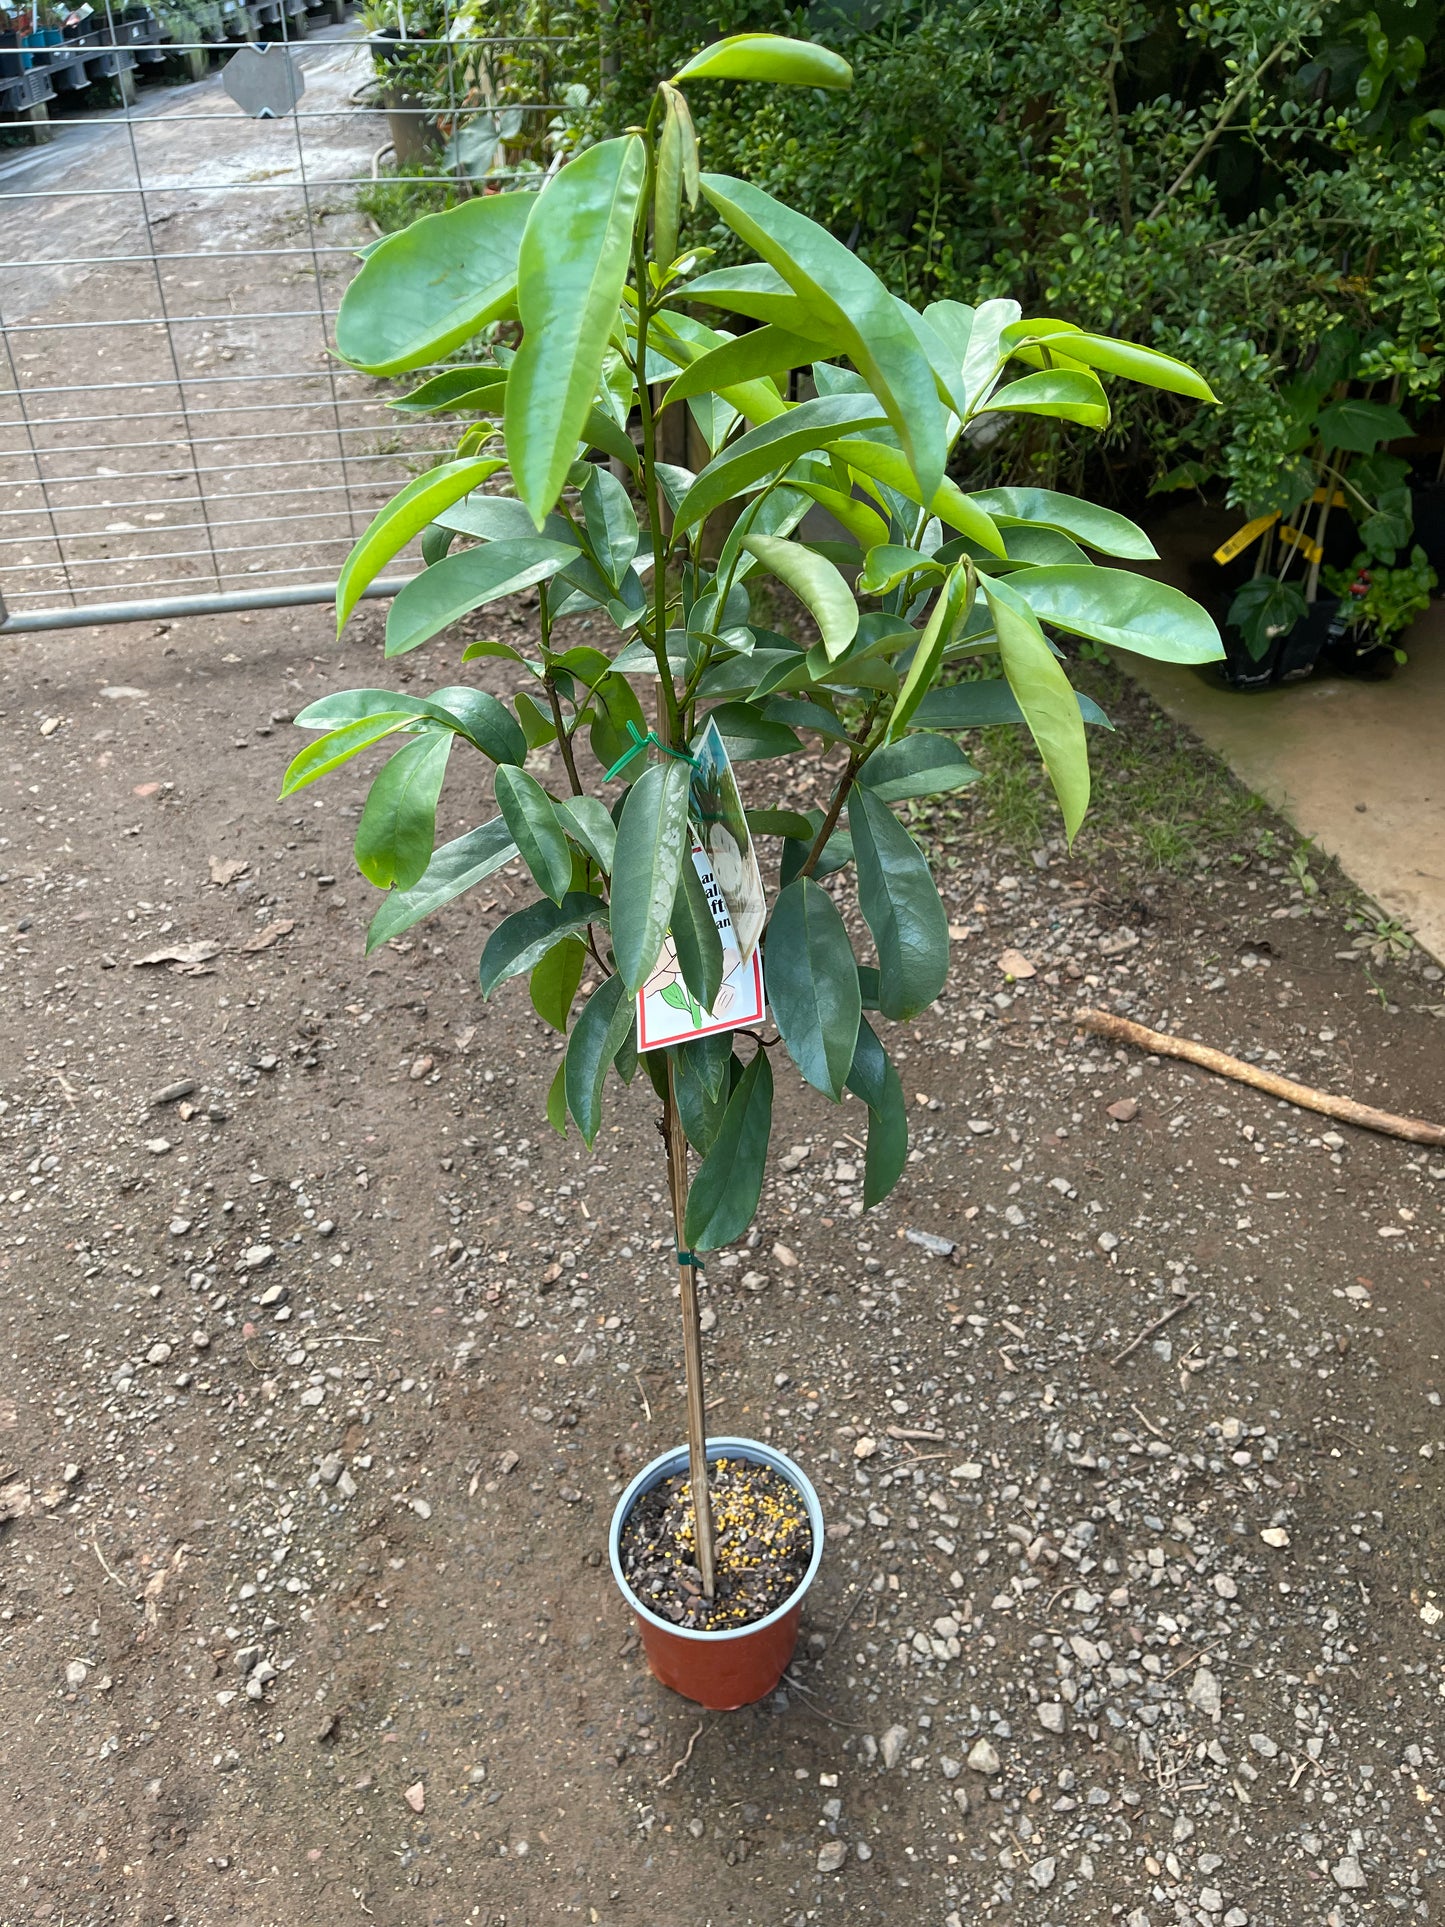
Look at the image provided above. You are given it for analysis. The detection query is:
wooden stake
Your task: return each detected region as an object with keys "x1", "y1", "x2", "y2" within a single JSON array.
[
  {"x1": 662, "y1": 1059, "x2": 717, "y2": 1599},
  {"x1": 1075, "y1": 1007, "x2": 1445, "y2": 1148}
]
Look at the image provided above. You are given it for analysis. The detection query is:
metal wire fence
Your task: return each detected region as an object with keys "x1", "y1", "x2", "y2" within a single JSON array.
[{"x1": 0, "y1": 2, "x2": 572, "y2": 631}]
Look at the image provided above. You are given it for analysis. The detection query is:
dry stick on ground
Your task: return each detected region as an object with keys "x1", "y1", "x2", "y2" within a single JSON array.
[
  {"x1": 1075, "y1": 1008, "x2": 1445, "y2": 1147},
  {"x1": 1112, "y1": 1295, "x2": 1200, "y2": 1366}
]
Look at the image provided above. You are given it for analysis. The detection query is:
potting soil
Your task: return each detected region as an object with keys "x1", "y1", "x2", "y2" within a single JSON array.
[{"x1": 618, "y1": 1458, "x2": 813, "y2": 1631}]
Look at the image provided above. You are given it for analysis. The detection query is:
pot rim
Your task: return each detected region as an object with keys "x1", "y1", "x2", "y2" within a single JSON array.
[{"x1": 608, "y1": 1435, "x2": 825, "y2": 1644}]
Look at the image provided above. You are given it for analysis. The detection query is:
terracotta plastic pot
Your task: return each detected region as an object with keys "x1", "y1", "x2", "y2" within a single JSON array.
[{"x1": 609, "y1": 1436, "x2": 824, "y2": 1711}]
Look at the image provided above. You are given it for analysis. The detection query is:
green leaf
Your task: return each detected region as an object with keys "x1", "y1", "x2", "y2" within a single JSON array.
[
  {"x1": 672, "y1": 858, "x2": 725, "y2": 1014},
  {"x1": 546, "y1": 1058, "x2": 569, "y2": 1137},
  {"x1": 860, "y1": 732, "x2": 978, "y2": 803},
  {"x1": 761, "y1": 694, "x2": 850, "y2": 742},
  {"x1": 505, "y1": 136, "x2": 646, "y2": 528},
  {"x1": 916, "y1": 679, "x2": 1113, "y2": 731},
  {"x1": 1314, "y1": 397, "x2": 1411, "y2": 454},
  {"x1": 683, "y1": 1049, "x2": 774, "y2": 1251},
  {"x1": 849, "y1": 788, "x2": 949, "y2": 1020},
  {"x1": 671, "y1": 394, "x2": 886, "y2": 532},
  {"x1": 1226, "y1": 576, "x2": 1307, "y2": 660},
  {"x1": 336, "y1": 458, "x2": 505, "y2": 633},
  {"x1": 831, "y1": 438, "x2": 1005, "y2": 556},
  {"x1": 280, "y1": 712, "x2": 414, "y2": 798},
  {"x1": 672, "y1": 1038, "x2": 732, "y2": 1154},
  {"x1": 685, "y1": 262, "x2": 832, "y2": 335},
  {"x1": 579, "y1": 464, "x2": 640, "y2": 589},
  {"x1": 789, "y1": 476, "x2": 891, "y2": 551},
  {"x1": 354, "y1": 730, "x2": 454, "y2": 892},
  {"x1": 684, "y1": 1028, "x2": 734, "y2": 1103},
  {"x1": 986, "y1": 368, "x2": 1109, "y2": 430},
  {"x1": 588, "y1": 671, "x2": 648, "y2": 776},
  {"x1": 740, "y1": 532, "x2": 859, "y2": 659},
  {"x1": 966, "y1": 487, "x2": 1156, "y2": 559},
  {"x1": 365, "y1": 817, "x2": 517, "y2": 954},
  {"x1": 663, "y1": 325, "x2": 838, "y2": 410},
  {"x1": 746, "y1": 806, "x2": 816, "y2": 840},
  {"x1": 672, "y1": 32, "x2": 852, "y2": 89},
  {"x1": 700, "y1": 173, "x2": 946, "y2": 505},
  {"x1": 530, "y1": 934, "x2": 586, "y2": 1032},
  {"x1": 390, "y1": 367, "x2": 509, "y2": 416},
  {"x1": 335, "y1": 193, "x2": 531, "y2": 377},
  {"x1": 985, "y1": 576, "x2": 1090, "y2": 842},
  {"x1": 564, "y1": 975, "x2": 635, "y2": 1146},
  {"x1": 610, "y1": 759, "x2": 693, "y2": 991},
  {"x1": 653, "y1": 81, "x2": 690, "y2": 268},
  {"x1": 780, "y1": 824, "x2": 853, "y2": 886},
  {"x1": 689, "y1": 701, "x2": 799, "y2": 766},
  {"x1": 425, "y1": 685, "x2": 529, "y2": 763},
  {"x1": 859, "y1": 543, "x2": 943, "y2": 597},
  {"x1": 555, "y1": 794, "x2": 617, "y2": 873},
  {"x1": 1008, "y1": 323, "x2": 1218, "y2": 403},
  {"x1": 479, "y1": 892, "x2": 608, "y2": 996},
  {"x1": 765, "y1": 877, "x2": 861, "y2": 1100},
  {"x1": 888, "y1": 561, "x2": 974, "y2": 740},
  {"x1": 844, "y1": 1016, "x2": 908, "y2": 1206},
  {"x1": 1008, "y1": 565, "x2": 1223, "y2": 664},
  {"x1": 385, "y1": 539, "x2": 579, "y2": 658},
  {"x1": 514, "y1": 690, "x2": 557, "y2": 751},
  {"x1": 494, "y1": 765, "x2": 572, "y2": 903}
]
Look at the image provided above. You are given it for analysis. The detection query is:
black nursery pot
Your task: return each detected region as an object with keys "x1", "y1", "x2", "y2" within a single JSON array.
[
  {"x1": 1412, "y1": 483, "x2": 1445, "y2": 580},
  {"x1": 1219, "y1": 596, "x2": 1338, "y2": 691}
]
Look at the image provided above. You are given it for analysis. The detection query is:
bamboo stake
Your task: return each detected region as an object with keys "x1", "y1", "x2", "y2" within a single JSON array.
[
  {"x1": 662, "y1": 1059, "x2": 717, "y2": 1598},
  {"x1": 1074, "y1": 1007, "x2": 1445, "y2": 1147}
]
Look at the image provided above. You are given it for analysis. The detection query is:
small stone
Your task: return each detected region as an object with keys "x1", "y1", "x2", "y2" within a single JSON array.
[
  {"x1": 1260, "y1": 1526, "x2": 1291, "y2": 1549},
  {"x1": 952, "y1": 1786, "x2": 971, "y2": 1815},
  {"x1": 966, "y1": 1119, "x2": 994, "y2": 1135},
  {"x1": 1249, "y1": 1733, "x2": 1278, "y2": 1759},
  {"x1": 244, "y1": 1245, "x2": 275, "y2": 1271},
  {"x1": 1188, "y1": 1668, "x2": 1222, "y2": 1719},
  {"x1": 145, "y1": 1138, "x2": 172, "y2": 1156},
  {"x1": 146, "y1": 1342, "x2": 173, "y2": 1366},
  {"x1": 191, "y1": 1330, "x2": 210, "y2": 1351},
  {"x1": 1107, "y1": 1097, "x2": 1140, "y2": 1122},
  {"x1": 408, "y1": 1054, "x2": 435, "y2": 1082},
  {"x1": 1199, "y1": 1889, "x2": 1224, "y2": 1914},
  {"x1": 1096, "y1": 1231, "x2": 1119, "y2": 1252},
  {"x1": 258, "y1": 1283, "x2": 286, "y2": 1307},
  {"x1": 966, "y1": 1738, "x2": 1001, "y2": 1776},
  {"x1": 404, "y1": 1781, "x2": 425, "y2": 1814},
  {"x1": 65, "y1": 1660, "x2": 88, "y2": 1689},
  {"x1": 879, "y1": 1724, "x2": 909, "y2": 1769},
  {"x1": 151, "y1": 1079, "x2": 197, "y2": 1106},
  {"x1": 1332, "y1": 1857, "x2": 1366, "y2": 1891},
  {"x1": 410, "y1": 1498, "x2": 432, "y2": 1520},
  {"x1": 168, "y1": 1218, "x2": 193, "y2": 1237},
  {"x1": 772, "y1": 1242, "x2": 799, "y2": 1268},
  {"x1": 1029, "y1": 1856, "x2": 1056, "y2": 1891},
  {"x1": 855, "y1": 1841, "x2": 873, "y2": 1863},
  {"x1": 299, "y1": 1386, "x2": 325, "y2": 1407},
  {"x1": 1213, "y1": 1573, "x2": 1238, "y2": 1599},
  {"x1": 337, "y1": 1469, "x2": 358, "y2": 1500},
  {"x1": 996, "y1": 948, "x2": 1036, "y2": 979},
  {"x1": 317, "y1": 1455, "x2": 344, "y2": 1487},
  {"x1": 816, "y1": 1841, "x2": 847, "y2": 1873},
  {"x1": 63, "y1": 1464, "x2": 82, "y2": 1484},
  {"x1": 853, "y1": 1437, "x2": 878, "y2": 1461},
  {"x1": 1038, "y1": 1703, "x2": 1066, "y2": 1734}
]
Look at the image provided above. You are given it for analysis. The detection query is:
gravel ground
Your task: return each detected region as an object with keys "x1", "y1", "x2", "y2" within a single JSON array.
[{"x1": 1, "y1": 600, "x2": 1443, "y2": 1927}]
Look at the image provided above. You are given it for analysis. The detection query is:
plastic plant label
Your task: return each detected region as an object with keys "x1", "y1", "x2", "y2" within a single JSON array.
[
  {"x1": 636, "y1": 843, "x2": 766, "y2": 1050},
  {"x1": 688, "y1": 715, "x2": 765, "y2": 963}
]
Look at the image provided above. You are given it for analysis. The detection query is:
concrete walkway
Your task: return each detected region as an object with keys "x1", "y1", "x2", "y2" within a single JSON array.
[{"x1": 1136, "y1": 508, "x2": 1445, "y2": 962}]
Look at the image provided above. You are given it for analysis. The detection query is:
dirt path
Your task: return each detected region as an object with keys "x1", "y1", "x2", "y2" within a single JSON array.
[{"x1": 1, "y1": 602, "x2": 1443, "y2": 1926}]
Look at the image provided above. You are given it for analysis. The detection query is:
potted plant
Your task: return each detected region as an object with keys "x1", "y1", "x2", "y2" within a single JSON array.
[
  {"x1": 1321, "y1": 543, "x2": 1437, "y2": 677},
  {"x1": 284, "y1": 29, "x2": 1223, "y2": 1709}
]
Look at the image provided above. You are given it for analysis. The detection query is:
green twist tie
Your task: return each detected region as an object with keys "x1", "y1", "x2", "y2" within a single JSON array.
[
  {"x1": 602, "y1": 719, "x2": 700, "y2": 783},
  {"x1": 675, "y1": 1248, "x2": 704, "y2": 1270}
]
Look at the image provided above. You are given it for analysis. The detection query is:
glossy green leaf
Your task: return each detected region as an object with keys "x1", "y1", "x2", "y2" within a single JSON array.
[
  {"x1": 610, "y1": 758, "x2": 692, "y2": 991},
  {"x1": 986, "y1": 368, "x2": 1109, "y2": 429},
  {"x1": 530, "y1": 933, "x2": 587, "y2": 1033},
  {"x1": 672, "y1": 1037, "x2": 731, "y2": 1154},
  {"x1": 653, "y1": 81, "x2": 689, "y2": 268},
  {"x1": 1007, "y1": 322, "x2": 1218, "y2": 403},
  {"x1": 859, "y1": 543, "x2": 943, "y2": 597},
  {"x1": 684, "y1": 262, "x2": 831, "y2": 335},
  {"x1": 336, "y1": 458, "x2": 504, "y2": 632},
  {"x1": 556, "y1": 793, "x2": 617, "y2": 873},
  {"x1": 766, "y1": 877, "x2": 860, "y2": 1100},
  {"x1": 745, "y1": 806, "x2": 816, "y2": 841},
  {"x1": 505, "y1": 135, "x2": 646, "y2": 527},
  {"x1": 1008, "y1": 565, "x2": 1223, "y2": 664},
  {"x1": 494, "y1": 765, "x2": 572, "y2": 903},
  {"x1": 780, "y1": 823, "x2": 853, "y2": 886},
  {"x1": 671, "y1": 395, "x2": 886, "y2": 532},
  {"x1": 831, "y1": 438, "x2": 1005, "y2": 556},
  {"x1": 546, "y1": 1058, "x2": 569, "y2": 1136},
  {"x1": 986, "y1": 575, "x2": 1090, "y2": 842},
  {"x1": 849, "y1": 788, "x2": 949, "y2": 1020},
  {"x1": 844, "y1": 1016, "x2": 908, "y2": 1206},
  {"x1": 760, "y1": 695, "x2": 850, "y2": 743},
  {"x1": 365, "y1": 817, "x2": 517, "y2": 954},
  {"x1": 888, "y1": 561, "x2": 974, "y2": 740},
  {"x1": 280, "y1": 712, "x2": 414, "y2": 797},
  {"x1": 588, "y1": 671, "x2": 648, "y2": 777},
  {"x1": 967, "y1": 487, "x2": 1156, "y2": 559},
  {"x1": 701, "y1": 173, "x2": 946, "y2": 505},
  {"x1": 693, "y1": 701, "x2": 802, "y2": 763},
  {"x1": 859, "y1": 731, "x2": 978, "y2": 803},
  {"x1": 385, "y1": 539, "x2": 579, "y2": 657},
  {"x1": 663, "y1": 325, "x2": 838, "y2": 410},
  {"x1": 1314, "y1": 396, "x2": 1412, "y2": 454},
  {"x1": 579, "y1": 464, "x2": 640, "y2": 589},
  {"x1": 1226, "y1": 576, "x2": 1307, "y2": 659},
  {"x1": 479, "y1": 891, "x2": 608, "y2": 996},
  {"x1": 354, "y1": 730, "x2": 453, "y2": 892},
  {"x1": 564, "y1": 975, "x2": 635, "y2": 1146},
  {"x1": 292, "y1": 684, "x2": 526, "y2": 764},
  {"x1": 391, "y1": 367, "x2": 508, "y2": 416},
  {"x1": 514, "y1": 690, "x2": 557, "y2": 751},
  {"x1": 741, "y1": 533, "x2": 859, "y2": 659},
  {"x1": 672, "y1": 857, "x2": 725, "y2": 1014},
  {"x1": 683, "y1": 1049, "x2": 774, "y2": 1251},
  {"x1": 335, "y1": 193, "x2": 530, "y2": 377},
  {"x1": 672, "y1": 32, "x2": 852, "y2": 89},
  {"x1": 916, "y1": 679, "x2": 1113, "y2": 731},
  {"x1": 789, "y1": 477, "x2": 891, "y2": 551}
]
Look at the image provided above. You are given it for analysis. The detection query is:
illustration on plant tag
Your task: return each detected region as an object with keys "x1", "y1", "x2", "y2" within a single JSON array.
[
  {"x1": 636, "y1": 843, "x2": 766, "y2": 1050},
  {"x1": 688, "y1": 715, "x2": 765, "y2": 963}
]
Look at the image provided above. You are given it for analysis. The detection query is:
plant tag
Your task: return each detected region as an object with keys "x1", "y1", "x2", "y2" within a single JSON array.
[
  {"x1": 1277, "y1": 524, "x2": 1324, "y2": 564},
  {"x1": 688, "y1": 715, "x2": 766, "y2": 962},
  {"x1": 1212, "y1": 511, "x2": 1278, "y2": 566},
  {"x1": 636, "y1": 843, "x2": 766, "y2": 1050}
]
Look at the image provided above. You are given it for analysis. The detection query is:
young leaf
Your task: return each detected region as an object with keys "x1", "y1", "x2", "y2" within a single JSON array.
[
  {"x1": 672, "y1": 32, "x2": 852, "y2": 89},
  {"x1": 610, "y1": 759, "x2": 693, "y2": 992},
  {"x1": 494, "y1": 765, "x2": 573, "y2": 903},
  {"x1": 354, "y1": 731, "x2": 454, "y2": 892},
  {"x1": 365, "y1": 817, "x2": 518, "y2": 954},
  {"x1": 985, "y1": 368, "x2": 1110, "y2": 429},
  {"x1": 425, "y1": 686, "x2": 530, "y2": 764},
  {"x1": 741, "y1": 533, "x2": 859, "y2": 658},
  {"x1": 663, "y1": 325, "x2": 839, "y2": 409},
  {"x1": 384, "y1": 539, "x2": 579, "y2": 658},
  {"x1": 685, "y1": 262, "x2": 832, "y2": 335},
  {"x1": 336, "y1": 458, "x2": 505, "y2": 632},
  {"x1": 505, "y1": 135, "x2": 647, "y2": 528},
  {"x1": 1006, "y1": 566, "x2": 1224, "y2": 664},
  {"x1": 670, "y1": 394, "x2": 887, "y2": 532},
  {"x1": 479, "y1": 892, "x2": 608, "y2": 996},
  {"x1": 653, "y1": 81, "x2": 688, "y2": 268},
  {"x1": 700, "y1": 173, "x2": 947, "y2": 504},
  {"x1": 279, "y1": 712, "x2": 415, "y2": 798},
  {"x1": 887, "y1": 560, "x2": 974, "y2": 740},
  {"x1": 671, "y1": 858, "x2": 725, "y2": 1014},
  {"x1": 335, "y1": 193, "x2": 531, "y2": 377},
  {"x1": 564, "y1": 975, "x2": 636, "y2": 1145},
  {"x1": 1008, "y1": 322, "x2": 1218, "y2": 403},
  {"x1": 849, "y1": 788, "x2": 950, "y2": 1020},
  {"x1": 391, "y1": 366, "x2": 509, "y2": 415},
  {"x1": 859, "y1": 732, "x2": 978, "y2": 803},
  {"x1": 683, "y1": 1049, "x2": 774, "y2": 1251},
  {"x1": 830, "y1": 437, "x2": 1005, "y2": 556},
  {"x1": 529, "y1": 933, "x2": 587, "y2": 1032},
  {"x1": 765, "y1": 877, "x2": 861, "y2": 1100},
  {"x1": 858, "y1": 543, "x2": 944, "y2": 597},
  {"x1": 985, "y1": 575, "x2": 1090, "y2": 842}
]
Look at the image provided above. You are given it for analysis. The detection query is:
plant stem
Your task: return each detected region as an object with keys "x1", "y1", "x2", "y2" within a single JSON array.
[
  {"x1": 796, "y1": 698, "x2": 884, "y2": 880},
  {"x1": 1146, "y1": 38, "x2": 1291, "y2": 224},
  {"x1": 662, "y1": 1058, "x2": 716, "y2": 1599}
]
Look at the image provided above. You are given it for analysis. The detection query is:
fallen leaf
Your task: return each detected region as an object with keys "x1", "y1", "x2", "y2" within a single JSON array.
[
  {"x1": 403, "y1": 1781, "x2": 425, "y2": 1813},
  {"x1": 209, "y1": 856, "x2": 250, "y2": 888},
  {"x1": 240, "y1": 919, "x2": 295, "y2": 953},
  {"x1": 1107, "y1": 1097, "x2": 1140, "y2": 1123},
  {"x1": 133, "y1": 941, "x2": 222, "y2": 969},
  {"x1": 996, "y1": 948, "x2": 1037, "y2": 979}
]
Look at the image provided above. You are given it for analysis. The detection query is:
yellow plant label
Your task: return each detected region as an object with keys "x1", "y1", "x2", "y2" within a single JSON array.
[
  {"x1": 1213, "y1": 512, "x2": 1279, "y2": 565},
  {"x1": 1278, "y1": 525, "x2": 1324, "y2": 564}
]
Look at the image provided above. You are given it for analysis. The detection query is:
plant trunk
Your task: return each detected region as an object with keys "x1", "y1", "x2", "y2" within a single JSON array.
[{"x1": 662, "y1": 1060, "x2": 717, "y2": 1598}]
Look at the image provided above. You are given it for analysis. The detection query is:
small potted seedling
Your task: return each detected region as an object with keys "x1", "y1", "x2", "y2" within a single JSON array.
[{"x1": 286, "y1": 30, "x2": 1222, "y2": 1709}]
